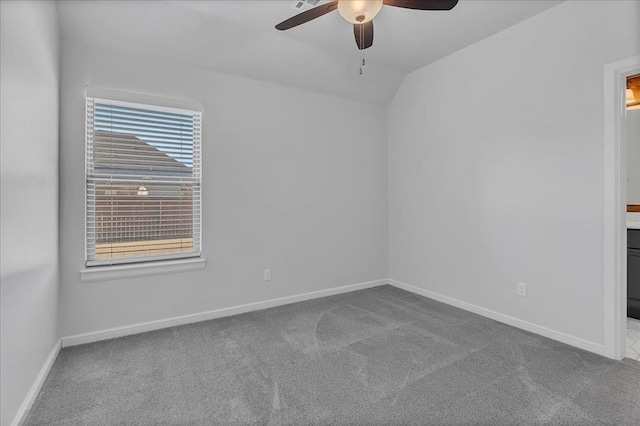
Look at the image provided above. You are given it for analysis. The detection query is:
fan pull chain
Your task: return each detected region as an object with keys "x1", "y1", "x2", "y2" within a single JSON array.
[{"x1": 359, "y1": 24, "x2": 365, "y2": 75}]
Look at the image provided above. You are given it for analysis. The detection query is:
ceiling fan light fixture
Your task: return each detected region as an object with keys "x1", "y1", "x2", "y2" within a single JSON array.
[{"x1": 337, "y1": 0, "x2": 383, "y2": 24}]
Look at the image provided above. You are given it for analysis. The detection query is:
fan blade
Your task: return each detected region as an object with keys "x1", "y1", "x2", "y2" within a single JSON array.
[
  {"x1": 353, "y1": 21, "x2": 374, "y2": 50},
  {"x1": 275, "y1": 1, "x2": 339, "y2": 30},
  {"x1": 383, "y1": 0, "x2": 458, "y2": 10}
]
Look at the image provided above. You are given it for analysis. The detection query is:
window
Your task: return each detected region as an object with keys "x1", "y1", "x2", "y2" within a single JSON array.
[{"x1": 85, "y1": 97, "x2": 202, "y2": 267}]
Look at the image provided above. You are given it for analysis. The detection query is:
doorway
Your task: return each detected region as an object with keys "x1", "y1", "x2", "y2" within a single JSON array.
[
  {"x1": 626, "y1": 73, "x2": 640, "y2": 360},
  {"x1": 604, "y1": 56, "x2": 640, "y2": 360}
]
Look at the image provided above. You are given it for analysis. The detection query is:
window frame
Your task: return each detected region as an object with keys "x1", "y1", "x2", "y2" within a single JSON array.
[{"x1": 83, "y1": 93, "x2": 203, "y2": 272}]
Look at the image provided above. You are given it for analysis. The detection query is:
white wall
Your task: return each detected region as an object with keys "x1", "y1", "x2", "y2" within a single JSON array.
[
  {"x1": 0, "y1": 2, "x2": 60, "y2": 425},
  {"x1": 388, "y1": 1, "x2": 640, "y2": 347},
  {"x1": 628, "y1": 109, "x2": 640, "y2": 204},
  {"x1": 59, "y1": 43, "x2": 388, "y2": 337}
]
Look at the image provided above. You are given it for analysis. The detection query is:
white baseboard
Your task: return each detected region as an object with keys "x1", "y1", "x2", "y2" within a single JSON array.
[
  {"x1": 388, "y1": 279, "x2": 606, "y2": 357},
  {"x1": 12, "y1": 340, "x2": 61, "y2": 426},
  {"x1": 61, "y1": 279, "x2": 387, "y2": 347},
  {"x1": 13, "y1": 278, "x2": 606, "y2": 426}
]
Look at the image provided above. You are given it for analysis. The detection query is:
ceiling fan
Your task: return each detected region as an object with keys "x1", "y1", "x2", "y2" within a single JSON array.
[{"x1": 275, "y1": 0, "x2": 459, "y2": 50}]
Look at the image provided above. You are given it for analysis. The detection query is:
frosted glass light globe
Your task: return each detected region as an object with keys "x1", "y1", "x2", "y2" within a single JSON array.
[{"x1": 337, "y1": 0, "x2": 383, "y2": 24}]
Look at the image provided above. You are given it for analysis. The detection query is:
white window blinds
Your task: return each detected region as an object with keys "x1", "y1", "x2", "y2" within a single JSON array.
[{"x1": 85, "y1": 97, "x2": 202, "y2": 266}]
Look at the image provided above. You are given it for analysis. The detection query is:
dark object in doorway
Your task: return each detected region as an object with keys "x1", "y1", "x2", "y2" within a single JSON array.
[{"x1": 628, "y1": 229, "x2": 640, "y2": 319}]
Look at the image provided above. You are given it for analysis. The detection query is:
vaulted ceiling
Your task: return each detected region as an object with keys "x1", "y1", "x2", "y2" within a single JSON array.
[{"x1": 57, "y1": 0, "x2": 562, "y2": 105}]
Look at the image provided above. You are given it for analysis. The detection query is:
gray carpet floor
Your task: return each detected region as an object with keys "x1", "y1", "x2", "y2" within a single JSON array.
[{"x1": 25, "y1": 285, "x2": 640, "y2": 425}]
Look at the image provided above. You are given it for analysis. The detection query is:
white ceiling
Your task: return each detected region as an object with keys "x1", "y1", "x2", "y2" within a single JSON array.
[{"x1": 57, "y1": 0, "x2": 562, "y2": 105}]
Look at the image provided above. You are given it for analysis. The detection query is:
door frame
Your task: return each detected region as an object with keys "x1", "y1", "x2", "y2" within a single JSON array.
[{"x1": 603, "y1": 55, "x2": 640, "y2": 360}]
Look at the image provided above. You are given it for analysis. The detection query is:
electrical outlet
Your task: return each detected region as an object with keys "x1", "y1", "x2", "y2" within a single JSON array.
[
  {"x1": 517, "y1": 282, "x2": 527, "y2": 297},
  {"x1": 263, "y1": 268, "x2": 271, "y2": 282}
]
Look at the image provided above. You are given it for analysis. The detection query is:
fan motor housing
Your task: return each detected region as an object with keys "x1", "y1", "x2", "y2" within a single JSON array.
[{"x1": 337, "y1": 0, "x2": 383, "y2": 24}]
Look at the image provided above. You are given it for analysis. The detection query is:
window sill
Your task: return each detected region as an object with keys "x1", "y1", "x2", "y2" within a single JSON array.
[{"x1": 79, "y1": 257, "x2": 206, "y2": 283}]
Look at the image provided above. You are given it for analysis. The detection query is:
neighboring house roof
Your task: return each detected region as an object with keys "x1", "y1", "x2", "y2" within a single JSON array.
[{"x1": 93, "y1": 130, "x2": 191, "y2": 177}]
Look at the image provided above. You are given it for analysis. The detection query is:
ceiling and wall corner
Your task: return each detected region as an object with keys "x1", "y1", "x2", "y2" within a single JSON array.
[{"x1": 55, "y1": 0, "x2": 563, "y2": 106}]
